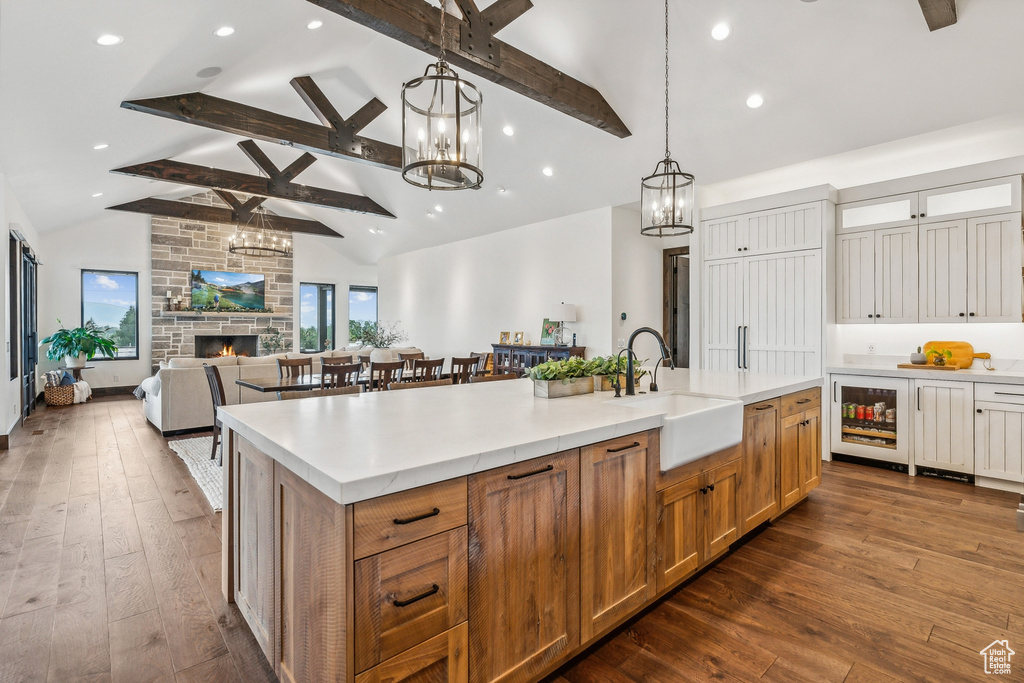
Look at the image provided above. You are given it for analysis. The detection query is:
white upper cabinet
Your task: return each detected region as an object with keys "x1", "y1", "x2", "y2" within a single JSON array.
[
  {"x1": 837, "y1": 193, "x2": 918, "y2": 233},
  {"x1": 919, "y1": 219, "x2": 968, "y2": 323},
  {"x1": 703, "y1": 202, "x2": 820, "y2": 260},
  {"x1": 836, "y1": 232, "x2": 875, "y2": 324},
  {"x1": 919, "y1": 177, "x2": 1021, "y2": 224},
  {"x1": 836, "y1": 226, "x2": 918, "y2": 324},
  {"x1": 966, "y1": 213, "x2": 1023, "y2": 322}
]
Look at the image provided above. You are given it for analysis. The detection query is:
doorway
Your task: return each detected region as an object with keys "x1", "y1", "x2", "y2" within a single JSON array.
[
  {"x1": 663, "y1": 247, "x2": 689, "y2": 368},
  {"x1": 20, "y1": 243, "x2": 38, "y2": 422}
]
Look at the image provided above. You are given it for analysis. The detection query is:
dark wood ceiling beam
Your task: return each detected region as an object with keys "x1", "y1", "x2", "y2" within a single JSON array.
[
  {"x1": 111, "y1": 158, "x2": 395, "y2": 218},
  {"x1": 121, "y1": 90, "x2": 403, "y2": 170},
  {"x1": 479, "y1": 0, "x2": 533, "y2": 34},
  {"x1": 305, "y1": 0, "x2": 631, "y2": 138},
  {"x1": 107, "y1": 198, "x2": 343, "y2": 238},
  {"x1": 918, "y1": 0, "x2": 957, "y2": 31}
]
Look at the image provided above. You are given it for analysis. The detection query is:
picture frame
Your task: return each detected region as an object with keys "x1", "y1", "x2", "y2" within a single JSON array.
[
  {"x1": 540, "y1": 318, "x2": 557, "y2": 346},
  {"x1": 513, "y1": 331, "x2": 524, "y2": 345},
  {"x1": 499, "y1": 331, "x2": 511, "y2": 344}
]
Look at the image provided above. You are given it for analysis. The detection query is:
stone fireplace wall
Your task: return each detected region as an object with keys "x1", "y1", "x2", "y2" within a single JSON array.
[{"x1": 150, "y1": 192, "x2": 293, "y2": 370}]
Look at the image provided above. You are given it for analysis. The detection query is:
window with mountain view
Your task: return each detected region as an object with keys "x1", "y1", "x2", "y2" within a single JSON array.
[
  {"x1": 349, "y1": 285, "x2": 377, "y2": 343},
  {"x1": 300, "y1": 283, "x2": 334, "y2": 352},
  {"x1": 81, "y1": 270, "x2": 138, "y2": 360}
]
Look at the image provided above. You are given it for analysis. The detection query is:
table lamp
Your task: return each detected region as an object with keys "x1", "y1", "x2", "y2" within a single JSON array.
[{"x1": 552, "y1": 302, "x2": 577, "y2": 346}]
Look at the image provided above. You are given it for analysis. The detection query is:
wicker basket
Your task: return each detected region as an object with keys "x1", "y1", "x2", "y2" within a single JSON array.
[{"x1": 44, "y1": 384, "x2": 75, "y2": 406}]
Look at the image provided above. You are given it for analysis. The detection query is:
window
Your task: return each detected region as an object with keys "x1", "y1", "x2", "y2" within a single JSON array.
[
  {"x1": 81, "y1": 270, "x2": 138, "y2": 360},
  {"x1": 349, "y1": 285, "x2": 378, "y2": 343},
  {"x1": 299, "y1": 283, "x2": 335, "y2": 352}
]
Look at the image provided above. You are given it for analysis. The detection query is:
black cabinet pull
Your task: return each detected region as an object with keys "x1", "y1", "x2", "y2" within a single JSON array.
[
  {"x1": 699, "y1": 486, "x2": 708, "y2": 494},
  {"x1": 607, "y1": 441, "x2": 640, "y2": 453},
  {"x1": 920, "y1": 212, "x2": 926, "y2": 217},
  {"x1": 393, "y1": 508, "x2": 440, "y2": 525},
  {"x1": 875, "y1": 314, "x2": 882, "y2": 319},
  {"x1": 969, "y1": 312, "x2": 976, "y2": 317},
  {"x1": 959, "y1": 312, "x2": 965, "y2": 317},
  {"x1": 796, "y1": 398, "x2": 811, "y2": 404},
  {"x1": 977, "y1": 408, "x2": 983, "y2": 414},
  {"x1": 911, "y1": 214, "x2": 917, "y2": 219},
  {"x1": 508, "y1": 464, "x2": 554, "y2": 480},
  {"x1": 393, "y1": 584, "x2": 439, "y2": 607},
  {"x1": 708, "y1": 483, "x2": 715, "y2": 492},
  {"x1": 755, "y1": 405, "x2": 773, "y2": 411},
  {"x1": 868, "y1": 314, "x2": 874, "y2": 318}
]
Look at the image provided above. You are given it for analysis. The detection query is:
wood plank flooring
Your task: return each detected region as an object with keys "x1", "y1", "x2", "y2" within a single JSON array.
[{"x1": 0, "y1": 396, "x2": 1021, "y2": 682}]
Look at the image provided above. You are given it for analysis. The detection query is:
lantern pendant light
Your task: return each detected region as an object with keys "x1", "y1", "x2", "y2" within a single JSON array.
[
  {"x1": 401, "y1": 0, "x2": 483, "y2": 191},
  {"x1": 640, "y1": 0, "x2": 695, "y2": 237}
]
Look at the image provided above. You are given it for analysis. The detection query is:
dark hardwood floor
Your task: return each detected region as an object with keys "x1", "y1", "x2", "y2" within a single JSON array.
[{"x1": 1, "y1": 396, "x2": 1021, "y2": 682}]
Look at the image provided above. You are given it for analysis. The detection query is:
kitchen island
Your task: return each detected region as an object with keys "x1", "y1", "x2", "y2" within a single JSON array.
[{"x1": 219, "y1": 369, "x2": 821, "y2": 683}]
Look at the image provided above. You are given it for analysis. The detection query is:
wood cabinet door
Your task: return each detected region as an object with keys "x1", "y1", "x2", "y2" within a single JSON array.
[
  {"x1": 799, "y1": 407, "x2": 822, "y2": 495},
  {"x1": 779, "y1": 412, "x2": 803, "y2": 510},
  {"x1": 914, "y1": 380, "x2": 975, "y2": 474},
  {"x1": 836, "y1": 231, "x2": 876, "y2": 324},
  {"x1": 739, "y1": 401, "x2": 778, "y2": 534},
  {"x1": 966, "y1": 213, "x2": 1023, "y2": 323},
  {"x1": 975, "y1": 402, "x2": 1024, "y2": 482},
  {"x1": 919, "y1": 219, "x2": 968, "y2": 323},
  {"x1": 656, "y1": 474, "x2": 702, "y2": 592},
  {"x1": 703, "y1": 259, "x2": 744, "y2": 371},
  {"x1": 703, "y1": 460, "x2": 740, "y2": 561},
  {"x1": 467, "y1": 451, "x2": 580, "y2": 683},
  {"x1": 355, "y1": 622, "x2": 469, "y2": 683},
  {"x1": 234, "y1": 438, "x2": 275, "y2": 663},
  {"x1": 874, "y1": 226, "x2": 919, "y2": 323},
  {"x1": 580, "y1": 436, "x2": 654, "y2": 642}
]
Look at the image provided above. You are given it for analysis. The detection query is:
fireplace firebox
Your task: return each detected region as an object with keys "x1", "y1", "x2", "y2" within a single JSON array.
[{"x1": 195, "y1": 334, "x2": 258, "y2": 358}]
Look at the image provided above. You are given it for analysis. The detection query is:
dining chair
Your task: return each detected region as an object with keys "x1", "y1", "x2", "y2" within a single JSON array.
[
  {"x1": 368, "y1": 360, "x2": 404, "y2": 391},
  {"x1": 358, "y1": 352, "x2": 372, "y2": 372},
  {"x1": 411, "y1": 357, "x2": 445, "y2": 382},
  {"x1": 202, "y1": 364, "x2": 227, "y2": 465},
  {"x1": 277, "y1": 357, "x2": 313, "y2": 379},
  {"x1": 450, "y1": 357, "x2": 479, "y2": 385},
  {"x1": 279, "y1": 385, "x2": 362, "y2": 400},
  {"x1": 388, "y1": 378, "x2": 452, "y2": 390},
  {"x1": 322, "y1": 353, "x2": 355, "y2": 365},
  {"x1": 398, "y1": 351, "x2": 425, "y2": 373},
  {"x1": 322, "y1": 362, "x2": 362, "y2": 388},
  {"x1": 470, "y1": 373, "x2": 518, "y2": 383}
]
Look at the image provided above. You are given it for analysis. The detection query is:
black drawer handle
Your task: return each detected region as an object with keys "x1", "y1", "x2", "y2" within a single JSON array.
[
  {"x1": 796, "y1": 398, "x2": 811, "y2": 404},
  {"x1": 508, "y1": 464, "x2": 554, "y2": 480},
  {"x1": 755, "y1": 405, "x2": 773, "y2": 411},
  {"x1": 607, "y1": 441, "x2": 640, "y2": 453},
  {"x1": 708, "y1": 483, "x2": 715, "y2": 492},
  {"x1": 393, "y1": 584, "x2": 439, "y2": 607},
  {"x1": 699, "y1": 486, "x2": 708, "y2": 494},
  {"x1": 393, "y1": 508, "x2": 440, "y2": 525}
]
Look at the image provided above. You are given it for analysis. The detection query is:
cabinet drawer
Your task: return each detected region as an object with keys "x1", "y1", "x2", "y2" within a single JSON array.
[
  {"x1": 975, "y1": 383, "x2": 1024, "y2": 405},
  {"x1": 355, "y1": 527, "x2": 468, "y2": 673},
  {"x1": 590, "y1": 432, "x2": 649, "y2": 457},
  {"x1": 744, "y1": 398, "x2": 779, "y2": 419},
  {"x1": 355, "y1": 621, "x2": 468, "y2": 683},
  {"x1": 780, "y1": 388, "x2": 821, "y2": 417},
  {"x1": 354, "y1": 478, "x2": 468, "y2": 559}
]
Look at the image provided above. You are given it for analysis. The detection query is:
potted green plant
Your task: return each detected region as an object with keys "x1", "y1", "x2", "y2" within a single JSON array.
[
  {"x1": 361, "y1": 321, "x2": 409, "y2": 363},
  {"x1": 528, "y1": 357, "x2": 602, "y2": 398},
  {"x1": 40, "y1": 320, "x2": 117, "y2": 368},
  {"x1": 592, "y1": 355, "x2": 628, "y2": 392},
  {"x1": 927, "y1": 348, "x2": 953, "y2": 367}
]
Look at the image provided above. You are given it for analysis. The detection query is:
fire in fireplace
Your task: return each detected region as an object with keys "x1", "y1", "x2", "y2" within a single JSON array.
[{"x1": 194, "y1": 335, "x2": 258, "y2": 358}]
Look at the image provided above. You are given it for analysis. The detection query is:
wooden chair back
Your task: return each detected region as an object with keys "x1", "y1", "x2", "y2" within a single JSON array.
[
  {"x1": 277, "y1": 357, "x2": 313, "y2": 379},
  {"x1": 450, "y1": 357, "x2": 479, "y2": 385},
  {"x1": 470, "y1": 373, "x2": 518, "y2": 383},
  {"x1": 398, "y1": 351, "x2": 425, "y2": 372},
  {"x1": 203, "y1": 364, "x2": 227, "y2": 463},
  {"x1": 322, "y1": 353, "x2": 355, "y2": 365},
  {"x1": 321, "y1": 363, "x2": 362, "y2": 388},
  {"x1": 279, "y1": 385, "x2": 362, "y2": 400},
  {"x1": 388, "y1": 378, "x2": 452, "y2": 391},
  {"x1": 411, "y1": 357, "x2": 445, "y2": 382},
  {"x1": 368, "y1": 361, "x2": 404, "y2": 391}
]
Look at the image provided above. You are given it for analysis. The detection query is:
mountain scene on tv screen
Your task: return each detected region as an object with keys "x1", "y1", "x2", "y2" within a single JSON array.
[{"x1": 191, "y1": 270, "x2": 266, "y2": 311}]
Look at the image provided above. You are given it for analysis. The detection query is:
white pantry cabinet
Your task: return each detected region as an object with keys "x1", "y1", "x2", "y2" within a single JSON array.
[
  {"x1": 836, "y1": 226, "x2": 918, "y2": 323},
  {"x1": 703, "y1": 202, "x2": 821, "y2": 261},
  {"x1": 914, "y1": 379, "x2": 974, "y2": 475}
]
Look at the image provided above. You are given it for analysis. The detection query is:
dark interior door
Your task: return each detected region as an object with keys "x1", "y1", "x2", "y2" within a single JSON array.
[{"x1": 21, "y1": 246, "x2": 37, "y2": 421}]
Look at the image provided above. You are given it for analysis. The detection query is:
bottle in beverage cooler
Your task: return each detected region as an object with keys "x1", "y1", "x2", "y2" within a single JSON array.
[
  {"x1": 865, "y1": 405, "x2": 874, "y2": 420},
  {"x1": 856, "y1": 404, "x2": 865, "y2": 420}
]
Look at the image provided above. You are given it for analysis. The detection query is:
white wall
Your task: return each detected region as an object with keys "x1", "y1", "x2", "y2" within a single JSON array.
[
  {"x1": 835, "y1": 323, "x2": 1024, "y2": 364},
  {"x1": 378, "y1": 208, "x2": 614, "y2": 361}
]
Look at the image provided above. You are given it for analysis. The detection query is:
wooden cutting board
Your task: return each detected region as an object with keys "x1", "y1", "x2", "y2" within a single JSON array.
[
  {"x1": 897, "y1": 363, "x2": 960, "y2": 371},
  {"x1": 922, "y1": 341, "x2": 989, "y2": 369}
]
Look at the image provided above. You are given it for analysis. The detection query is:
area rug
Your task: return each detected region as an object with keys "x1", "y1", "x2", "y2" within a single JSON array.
[{"x1": 167, "y1": 437, "x2": 223, "y2": 511}]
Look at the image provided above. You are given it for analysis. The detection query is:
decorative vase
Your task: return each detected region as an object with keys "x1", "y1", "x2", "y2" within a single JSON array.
[
  {"x1": 910, "y1": 347, "x2": 927, "y2": 365},
  {"x1": 65, "y1": 353, "x2": 86, "y2": 369},
  {"x1": 369, "y1": 348, "x2": 392, "y2": 364}
]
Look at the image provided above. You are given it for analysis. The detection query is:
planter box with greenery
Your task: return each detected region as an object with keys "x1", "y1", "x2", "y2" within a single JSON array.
[
  {"x1": 40, "y1": 320, "x2": 118, "y2": 368},
  {"x1": 528, "y1": 357, "x2": 602, "y2": 399}
]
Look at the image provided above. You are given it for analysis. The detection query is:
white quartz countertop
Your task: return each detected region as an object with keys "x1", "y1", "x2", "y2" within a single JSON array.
[
  {"x1": 829, "y1": 363, "x2": 1024, "y2": 384},
  {"x1": 219, "y1": 369, "x2": 819, "y2": 504}
]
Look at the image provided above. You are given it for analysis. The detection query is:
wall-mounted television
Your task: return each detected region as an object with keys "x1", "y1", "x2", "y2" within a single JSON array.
[{"x1": 191, "y1": 270, "x2": 266, "y2": 311}]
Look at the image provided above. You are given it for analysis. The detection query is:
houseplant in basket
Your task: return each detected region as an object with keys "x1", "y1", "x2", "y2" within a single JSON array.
[
  {"x1": 528, "y1": 357, "x2": 602, "y2": 398},
  {"x1": 40, "y1": 320, "x2": 118, "y2": 368}
]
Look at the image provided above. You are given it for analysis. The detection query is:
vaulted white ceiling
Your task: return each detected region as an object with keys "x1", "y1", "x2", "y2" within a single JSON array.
[{"x1": 2, "y1": 0, "x2": 1024, "y2": 264}]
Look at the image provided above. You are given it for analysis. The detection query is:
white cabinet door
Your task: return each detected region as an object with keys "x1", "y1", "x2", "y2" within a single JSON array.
[
  {"x1": 836, "y1": 232, "x2": 875, "y2": 323},
  {"x1": 745, "y1": 251, "x2": 821, "y2": 376},
  {"x1": 874, "y1": 226, "x2": 918, "y2": 323},
  {"x1": 914, "y1": 380, "x2": 974, "y2": 474},
  {"x1": 745, "y1": 202, "x2": 821, "y2": 256},
  {"x1": 703, "y1": 259, "x2": 744, "y2": 371},
  {"x1": 975, "y1": 402, "x2": 1024, "y2": 483},
  {"x1": 919, "y1": 176, "x2": 1021, "y2": 224},
  {"x1": 966, "y1": 213, "x2": 1023, "y2": 323},
  {"x1": 702, "y1": 215, "x2": 746, "y2": 261},
  {"x1": 919, "y1": 219, "x2": 968, "y2": 323},
  {"x1": 837, "y1": 193, "x2": 918, "y2": 233}
]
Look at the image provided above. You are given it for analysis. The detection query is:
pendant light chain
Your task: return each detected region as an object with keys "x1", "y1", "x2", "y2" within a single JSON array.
[
  {"x1": 664, "y1": 0, "x2": 671, "y2": 161},
  {"x1": 439, "y1": 0, "x2": 447, "y2": 64}
]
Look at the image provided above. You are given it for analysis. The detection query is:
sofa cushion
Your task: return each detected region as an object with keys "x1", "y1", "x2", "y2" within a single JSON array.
[
  {"x1": 140, "y1": 374, "x2": 160, "y2": 397},
  {"x1": 168, "y1": 356, "x2": 238, "y2": 369},
  {"x1": 237, "y1": 353, "x2": 286, "y2": 365}
]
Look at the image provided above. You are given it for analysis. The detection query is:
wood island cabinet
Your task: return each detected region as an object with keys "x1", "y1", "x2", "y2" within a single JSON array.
[
  {"x1": 780, "y1": 387, "x2": 822, "y2": 510},
  {"x1": 738, "y1": 399, "x2": 779, "y2": 534}
]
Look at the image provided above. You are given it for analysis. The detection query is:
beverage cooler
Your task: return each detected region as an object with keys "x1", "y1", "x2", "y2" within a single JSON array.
[{"x1": 830, "y1": 374, "x2": 911, "y2": 467}]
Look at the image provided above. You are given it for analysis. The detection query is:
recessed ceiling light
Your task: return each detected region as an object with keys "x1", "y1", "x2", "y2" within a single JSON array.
[
  {"x1": 498, "y1": 186, "x2": 506, "y2": 194},
  {"x1": 711, "y1": 23, "x2": 730, "y2": 40},
  {"x1": 196, "y1": 66, "x2": 222, "y2": 78},
  {"x1": 369, "y1": 227, "x2": 383, "y2": 234},
  {"x1": 502, "y1": 125, "x2": 514, "y2": 136},
  {"x1": 93, "y1": 143, "x2": 109, "y2": 150},
  {"x1": 307, "y1": 20, "x2": 323, "y2": 29},
  {"x1": 746, "y1": 94, "x2": 764, "y2": 109},
  {"x1": 542, "y1": 167, "x2": 553, "y2": 177},
  {"x1": 96, "y1": 34, "x2": 123, "y2": 46},
  {"x1": 91, "y1": 192, "x2": 103, "y2": 198},
  {"x1": 214, "y1": 26, "x2": 235, "y2": 37},
  {"x1": 434, "y1": 205, "x2": 443, "y2": 213},
  {"x1": 426, "y1": 211, "x2": 434, "y2": 217}
]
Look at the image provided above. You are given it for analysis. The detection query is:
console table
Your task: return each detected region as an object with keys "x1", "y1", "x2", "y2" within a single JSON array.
[{"x1": 491, "y1": 344, "x2": 585, "y2": 376}]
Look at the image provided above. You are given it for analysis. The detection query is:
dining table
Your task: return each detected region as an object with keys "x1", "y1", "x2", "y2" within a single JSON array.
[{"x1": 236, "y1": 373, "x2": 374, "y2": 393}]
